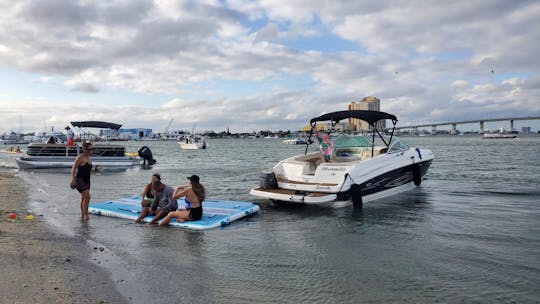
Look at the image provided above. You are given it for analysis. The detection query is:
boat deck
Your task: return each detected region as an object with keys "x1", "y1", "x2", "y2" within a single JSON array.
[{"x1": 276, "y1": 177, "x2": 338, "y2": 187}]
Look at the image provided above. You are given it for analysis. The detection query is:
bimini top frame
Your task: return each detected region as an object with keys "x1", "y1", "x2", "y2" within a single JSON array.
[{"x1": 305, "y1": 110, "x2": 398, "y2": 155}]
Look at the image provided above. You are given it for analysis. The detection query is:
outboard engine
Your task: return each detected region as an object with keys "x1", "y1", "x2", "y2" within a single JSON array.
[
  {"x1": 259, "y1": 171, "x2": 277, "y2": 189},
  {"x1": 138, "y1": 146, "x2": 156, "y2": 167}
]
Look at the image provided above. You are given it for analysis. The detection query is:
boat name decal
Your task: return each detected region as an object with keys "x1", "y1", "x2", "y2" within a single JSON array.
[{"x1": 320, "y1": 167, "x2": 346, "y2": 172}]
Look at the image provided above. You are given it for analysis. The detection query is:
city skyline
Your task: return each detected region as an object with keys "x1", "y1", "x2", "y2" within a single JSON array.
[{"x1": 1, "y1": 1, "x2": 539, "y2": 133}]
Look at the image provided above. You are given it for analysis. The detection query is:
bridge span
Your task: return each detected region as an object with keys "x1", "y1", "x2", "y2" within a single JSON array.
[{"x1": 391, "y1": 116, "x2": 540, "y2": 135}]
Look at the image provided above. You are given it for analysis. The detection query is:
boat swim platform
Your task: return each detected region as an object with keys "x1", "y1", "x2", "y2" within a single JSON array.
[
  {"x1": 89, "y1": 196, "x2": 260, "y2": 230},
  {"x1": 250, "y1": 188, "x2": 337, "y2": 204}
]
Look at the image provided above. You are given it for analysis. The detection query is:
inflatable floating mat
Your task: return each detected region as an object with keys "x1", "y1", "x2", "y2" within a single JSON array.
[{"x1": 89, "y1": 196, "x2": 260, "y2": 230}]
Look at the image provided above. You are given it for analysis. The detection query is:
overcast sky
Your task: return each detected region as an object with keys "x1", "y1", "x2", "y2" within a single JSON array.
[{"x1": 1, "y1": 0, "x2": 539, "y2": 133}]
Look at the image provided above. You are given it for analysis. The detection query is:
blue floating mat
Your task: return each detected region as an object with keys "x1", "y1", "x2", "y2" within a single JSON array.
[{"x1": 89, "y1": 196, "x2": 260, "y2": 230}]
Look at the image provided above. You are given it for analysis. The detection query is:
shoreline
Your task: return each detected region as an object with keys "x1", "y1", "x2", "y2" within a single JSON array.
[{"x1": 0, "y1": 168, "x2": 127, "y2": 303}]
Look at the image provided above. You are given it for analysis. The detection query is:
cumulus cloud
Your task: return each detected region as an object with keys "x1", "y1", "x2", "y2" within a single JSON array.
[{"x1": 0, "y1": 0, "x2": 539, "y2": 132}]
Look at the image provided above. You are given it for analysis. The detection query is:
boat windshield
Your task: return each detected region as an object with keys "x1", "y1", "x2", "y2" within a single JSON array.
[
  {"x1": 332, "y1": 135, "x2": 372, "y2": 149},
  {"x1": 387, "y1": 138, "x2": 409, "y2": 153},
  {"x1": 318, "y1": 134, "x2": 400, "y2": 150}
]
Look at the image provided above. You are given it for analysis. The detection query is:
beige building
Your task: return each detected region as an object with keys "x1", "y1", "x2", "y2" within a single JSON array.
[
  {"x1": 348, "y1": 96, "x2": 381, "y2": 131},
  {"x1": 301, "y1": 122, "x2": 353, "y2": 133}
]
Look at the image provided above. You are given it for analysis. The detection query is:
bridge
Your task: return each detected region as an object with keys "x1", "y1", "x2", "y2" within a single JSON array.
[{"x1": 390, "y1": 116, "x2": 540, "y2": 135}]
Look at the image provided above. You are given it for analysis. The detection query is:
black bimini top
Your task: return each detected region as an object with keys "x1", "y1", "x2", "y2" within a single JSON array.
[
  {"x1": 310, "y1": 110, "x2": 397, "y2": 126},
  {"x1": 71, "y1": 121, "x2": 122, "y2": 130}
]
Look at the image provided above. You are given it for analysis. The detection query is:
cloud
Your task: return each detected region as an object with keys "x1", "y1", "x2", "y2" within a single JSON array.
[{"x1": 0, "y1": 0, "x2": 539, "y2": 133}]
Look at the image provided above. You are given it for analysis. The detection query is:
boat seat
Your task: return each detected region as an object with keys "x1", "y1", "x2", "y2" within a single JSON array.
[
  {"x1": 333, "y1": 147, "x2": 363, "y2": 162},
  {"x1": 360, "y1": 147, "x2": 386, "y2": 160}
]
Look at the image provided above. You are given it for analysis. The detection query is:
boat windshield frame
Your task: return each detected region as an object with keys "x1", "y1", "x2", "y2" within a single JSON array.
[{"x1": 304, "y1": 110, "x2": 398, "y2": 157}]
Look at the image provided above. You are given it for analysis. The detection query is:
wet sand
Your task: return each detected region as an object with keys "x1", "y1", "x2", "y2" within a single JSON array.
[{"x1": 0, "y1": 169, "x2": 127, "y2": 303}]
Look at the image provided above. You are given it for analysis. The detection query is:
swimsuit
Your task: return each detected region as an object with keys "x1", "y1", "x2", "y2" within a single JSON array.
[
  {"x1": 144, "y1": 185, "x2": 155, "y2": 204},
  {"x1": 75, "y1": 162, "x2": 92, "y2": 193},
  {"x1": 189, "y1": 206, "x2": 203, "y2": 221},
  {"x1": 185, "y1": 197, "x2": 203, "y2": 220}
]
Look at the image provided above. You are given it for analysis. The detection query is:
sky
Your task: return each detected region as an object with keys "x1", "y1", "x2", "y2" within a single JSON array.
[{"x1": 1, "y1": 0, "x2": 539, "y2": 134}]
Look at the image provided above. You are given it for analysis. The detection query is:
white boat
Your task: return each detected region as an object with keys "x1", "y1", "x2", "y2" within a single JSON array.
[
  {"x1": 483, "y1": 128, "x2": 517, "y2": 139},
  {"x1": 178, "y1": 135, "x2": 207, "y2": 150},
  {"x1": 282, "y1": 138, "x2": 307, "y2": 145},
  {"x1": 15, "y1": 121, "x2": 154, "y2": 170},
  {"x1": 250, "y1": 110, "x2": 434, "y2": 207},
  {"x1": 483, "y1": 133, "x2": 517, "y2": 139}
]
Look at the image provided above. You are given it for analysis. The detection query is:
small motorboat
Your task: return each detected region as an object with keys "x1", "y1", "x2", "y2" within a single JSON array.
[{"x1": 178, "y1": 134, "x2": 207, "y2": 150}]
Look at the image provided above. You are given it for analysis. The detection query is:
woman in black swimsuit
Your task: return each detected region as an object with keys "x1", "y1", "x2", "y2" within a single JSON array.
[
  {"x1": 159, "y1": 175, "x2": 205, "y2": 226},
  {"x1": 70, "y1": 142, "x2": 94, "y2": 221}
]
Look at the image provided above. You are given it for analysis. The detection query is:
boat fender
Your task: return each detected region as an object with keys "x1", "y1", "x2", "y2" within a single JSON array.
[{"x1": 415, "y1": 147, "x2": 422, "y2": 160}]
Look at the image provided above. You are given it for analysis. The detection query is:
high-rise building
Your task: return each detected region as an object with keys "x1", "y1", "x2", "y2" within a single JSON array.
[{"x1": 348, "y1": 96, "x2": 382, "y2": 131}]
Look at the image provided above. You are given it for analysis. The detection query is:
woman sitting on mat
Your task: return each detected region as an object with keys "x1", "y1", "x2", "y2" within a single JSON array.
[{"x1": 159, "y1": 175, "x2": 205, "y2": 226}]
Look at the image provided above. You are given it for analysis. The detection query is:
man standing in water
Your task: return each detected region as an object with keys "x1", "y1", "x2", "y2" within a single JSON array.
[{"x1": 144, "y1": 176, "x2": 177, "y2": 225}]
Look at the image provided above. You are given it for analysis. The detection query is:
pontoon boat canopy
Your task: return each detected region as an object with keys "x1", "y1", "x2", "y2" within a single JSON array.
[
  {"x1": 310, "y1": 110, "x2": 397, "y2": 126},
  {"x1": 71, "y1": 121, "x2": 122, "y2": 130}
]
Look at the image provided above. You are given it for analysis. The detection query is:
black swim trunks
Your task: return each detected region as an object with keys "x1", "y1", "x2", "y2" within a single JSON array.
[{"x1": 189, "y1": 206, "x2": 203, "y2": 221}]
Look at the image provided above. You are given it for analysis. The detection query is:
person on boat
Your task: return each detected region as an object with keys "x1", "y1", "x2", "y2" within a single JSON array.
[
  {"x1": 146, "y1": 177, "x2": 177, "y2": 225},
  {"x1": 315, "y1": 132, "x2": 334, "y2": 161},
  {"x1": 135, "y1": 173, "x2": 159, "y2": 223},
  {"x1": 159, "y1": 175, "x2": 205, "y2": 226},
  {"x1": 15, "y1": 146, "x2": 21, "y2": 153},
  {"x1": 65, "y1": 126, "x2": 75, "y2": 147},
  {"x1": 70, "y1": 142, "x2": 94, "y2": 221}
]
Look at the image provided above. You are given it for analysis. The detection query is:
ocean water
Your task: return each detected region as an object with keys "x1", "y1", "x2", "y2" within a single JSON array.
[{"x1": 1, "y1": 136, "x2": 539, "y2": 303}]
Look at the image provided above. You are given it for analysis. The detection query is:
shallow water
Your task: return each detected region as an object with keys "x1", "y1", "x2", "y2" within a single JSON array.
[{"x1": 2, "y1": 136, "x2": 540, "y2": 303}]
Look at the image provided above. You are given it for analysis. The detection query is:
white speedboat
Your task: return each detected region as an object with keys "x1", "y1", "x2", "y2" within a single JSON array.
[
  {"x1": 178, "y1": 135, "x2": 207, "y2": 150},
  {"x1": 15, "y1": 121, "x2": 153, "y2": 170},
  {"x1": 250, "y1": 110, "x2": 434, "y2": 207},
  {"x1": 282, "y1": 138, "x2": 307, "y2": 145}
]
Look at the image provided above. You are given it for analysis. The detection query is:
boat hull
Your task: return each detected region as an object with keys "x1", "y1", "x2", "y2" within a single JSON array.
[
  {"x1": 483, "y1": 134, "x2": 517, "y2": 139},
  {"x1": 250, "y1": 157, "x2": 432, "y2": 207},
  {"x1": 16, "y1": 156, "x2": 141, "y2": 170},
  {"x1": 178, "y1": 143, "x2": 206, "y2": 149}
]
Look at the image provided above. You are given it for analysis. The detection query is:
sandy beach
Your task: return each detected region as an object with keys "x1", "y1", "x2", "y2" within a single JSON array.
[{"x1": 0, "y1": 168, "x2": 127, "y2": 303}]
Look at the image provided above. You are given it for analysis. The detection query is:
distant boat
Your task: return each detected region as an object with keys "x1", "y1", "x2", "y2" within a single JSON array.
[
  {"x1": 282, "y1": 138, "x2": 307, "y2": 145},
  {"x1": 178, "y1": 135, "x2": 207, "y2": 150},
  {"x1": 483, "y1": 133, "x2": 517, "y2": 139},
  {"x1": 483, "y1": 128, "x2": 517, "y2": 139},
  {"x1": 178, "y1": 123, "x2": 207, "y2": 149}
]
